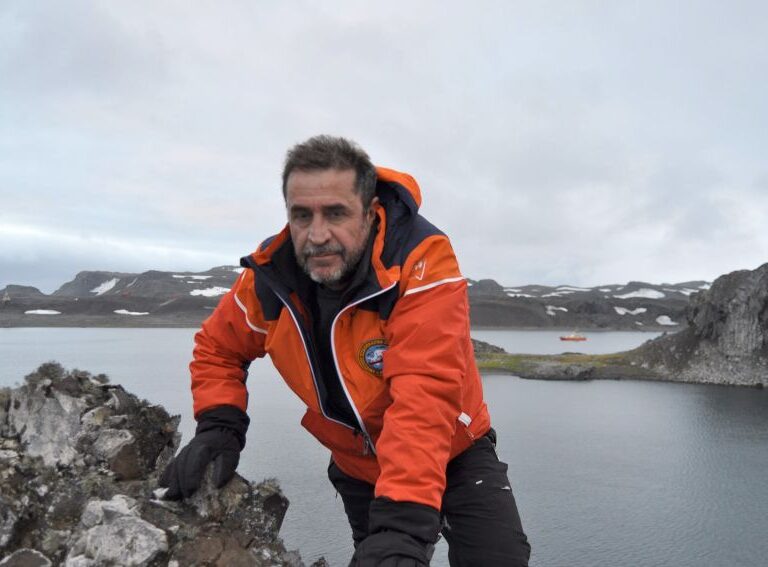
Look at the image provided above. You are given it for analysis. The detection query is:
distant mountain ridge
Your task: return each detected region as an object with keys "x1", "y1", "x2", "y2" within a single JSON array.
[
  {"x1": 49, "y1": 266, "x2": 241, "y2": 299},
  {"x1": 0, "y1": 267, "x2": 244, "y2": 327},
  {"x1": 466, "y1": 277, "x2": 710, "y2": 330},
  {"x1": 1, "y1": 267, "x2": 709, "y2": 330}
]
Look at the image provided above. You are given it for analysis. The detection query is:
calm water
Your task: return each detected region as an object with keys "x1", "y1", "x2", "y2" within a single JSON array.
[{"x1": 1, "y1": 328, "x2": 767, "y2": 567}]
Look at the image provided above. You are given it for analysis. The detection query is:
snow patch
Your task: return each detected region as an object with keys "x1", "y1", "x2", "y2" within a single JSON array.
[
  {"x1": 90, "y1": 278, "x2": 119, "y2": 295},
  {"x1": 546, "y1": 305, "x2": 568, "y2": 316},
  {"x1": 173, "y1": 275, "x2": 211, "y2": 280},
  {"x1": 556, "y1": 286, "x2": 591, "y2": 292},
  {"x1": 699, "y1": 283, "x2": 711, "y2": 290},
  {"x1": 503, "y1": 288, "x2": 522, "y2": 292},
  {"x1": 656, "y1": 315, "x2": 679, "y2": 326},
  {"x1": 506, "y1": 292, "x2": 534, "y2": 298},
  {"x1": 125, "y1": 278, "x2": 138, "y2": 288},
  {"x1": 614, "y1": 307, "x2": 648, "y2": 316},
  {"x1": 542, "y1": 291, "x2": 575, "y2": 297},
  {"x1": 663, "y1": 287, "x2": 699, "y2": 296},
  {"x1": 613, "y1": 289, "x2": 665, "y2": 299},
  {"x1": 232, "y1": 267, "x2": 245, "y2": 274},
  {"x1": 25, "y1": 309, "x2": 61, "y2": 315},
  {"x1": 190, "y1": 287, "x2": 230, "y2": 297},
  {"x1": 599, "y1": 288, "x2": 612, "y2": 292},
  {"x1": 114, "y1": 309, "x2": 149, "y2": 316}
]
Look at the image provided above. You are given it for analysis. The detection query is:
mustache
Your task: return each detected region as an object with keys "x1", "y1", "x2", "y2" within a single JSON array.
[{"x1": 302, "y1": 243, "x2": 345, "y2": 258}]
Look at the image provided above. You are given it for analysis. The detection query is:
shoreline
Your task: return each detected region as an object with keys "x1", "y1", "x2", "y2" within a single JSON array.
[
  {"x1": 474, "y1": 351, "x2": 766, "y2": 389},
  {"x1": 479, "y1": 367, "x2": 767, "y2": 389}
]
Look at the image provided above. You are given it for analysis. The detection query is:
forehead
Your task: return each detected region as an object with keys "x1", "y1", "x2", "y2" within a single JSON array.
[{"x1": 285, "y1": 169, "x2": 361, "y2": 208}]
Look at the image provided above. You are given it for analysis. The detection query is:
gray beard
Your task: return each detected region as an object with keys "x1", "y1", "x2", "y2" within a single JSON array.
[{"x1": 297, "y1": 222, "x2": 371, "y2": 288}]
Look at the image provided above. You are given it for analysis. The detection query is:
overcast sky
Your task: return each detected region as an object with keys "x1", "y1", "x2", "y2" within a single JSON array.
[{"x1": 2, "y1": 1, "x2": 766, "y2": 293}]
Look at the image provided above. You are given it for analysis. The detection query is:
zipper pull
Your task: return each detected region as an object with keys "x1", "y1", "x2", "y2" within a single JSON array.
[{"x1": 362, "y1": 434, "x2": 375, "y2": 456}]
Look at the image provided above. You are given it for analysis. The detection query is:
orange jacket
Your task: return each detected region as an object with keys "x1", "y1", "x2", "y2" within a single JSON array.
[{"x1": 190, "y1": 167, "x2": 491, "y2": 510}]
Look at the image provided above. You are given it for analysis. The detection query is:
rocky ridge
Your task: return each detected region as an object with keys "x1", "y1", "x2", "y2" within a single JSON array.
[
  {"x1": 0, "y1": 363, "x2": 325, "y2": 566},
  {"x1": 1, "y1": 267, "x2": 708, "y2": 330}
]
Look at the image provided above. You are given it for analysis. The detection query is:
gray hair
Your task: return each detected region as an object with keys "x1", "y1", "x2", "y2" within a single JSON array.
[{"x1": 282, "y1": 135, "x2": 378, "y2": 209}]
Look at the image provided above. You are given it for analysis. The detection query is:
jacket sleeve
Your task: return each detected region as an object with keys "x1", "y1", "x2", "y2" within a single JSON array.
[
  {"x1": 376, "y1": 234, "x2": 469, "y2": 510},
  {"x1": 190, "y1": 269, "x2": 268, "y2": 418}
]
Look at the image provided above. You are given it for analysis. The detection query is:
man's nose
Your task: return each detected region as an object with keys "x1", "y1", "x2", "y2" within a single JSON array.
[{"x1": 307, "y1": 216, "x2": 330, "y2": 244}]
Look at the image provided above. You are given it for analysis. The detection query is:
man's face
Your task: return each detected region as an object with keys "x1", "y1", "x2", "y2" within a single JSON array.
[{"x1": 286, "y1": 168, "x2": 378, "y2": 289}]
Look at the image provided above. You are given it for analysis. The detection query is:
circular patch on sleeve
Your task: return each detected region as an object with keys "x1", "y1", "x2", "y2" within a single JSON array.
[{"x1": 357, "y1": 338, "x2": 388, "y2": 377}]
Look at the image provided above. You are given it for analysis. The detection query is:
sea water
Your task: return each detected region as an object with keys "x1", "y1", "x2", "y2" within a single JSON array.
[{"x1": 1, "y1": 328, "x2": 767, "y2": 566}]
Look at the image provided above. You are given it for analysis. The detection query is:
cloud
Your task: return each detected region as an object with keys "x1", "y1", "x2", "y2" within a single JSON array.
[{"x1": 2, "y1": 0, "x2": 767, "y2": 291}]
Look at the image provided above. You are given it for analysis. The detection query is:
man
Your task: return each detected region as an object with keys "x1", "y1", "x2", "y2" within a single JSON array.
[{"x1": 160, "y1": 135, "x2": 530, "y2": 566}]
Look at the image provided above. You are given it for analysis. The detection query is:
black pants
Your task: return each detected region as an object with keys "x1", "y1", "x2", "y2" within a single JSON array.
[{"x1": 328, "y1": 431, "x2": 531, "y2": 566}]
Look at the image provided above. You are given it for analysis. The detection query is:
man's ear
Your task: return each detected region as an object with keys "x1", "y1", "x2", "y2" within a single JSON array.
[{"x1": 367, "y1": 196, "x2": 380, "y2": 221}]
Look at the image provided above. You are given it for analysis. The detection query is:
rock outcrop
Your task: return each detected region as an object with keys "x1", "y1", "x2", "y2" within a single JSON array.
[
  {"x1": 629, "y1": 262, "x2": 768, "y2": 386},
  {"x1": 471, "y1": 338, "x2": 506, "y2": 355},
  {"x1": 0, "y1": 363, "x2": 326, "y2": 566}
]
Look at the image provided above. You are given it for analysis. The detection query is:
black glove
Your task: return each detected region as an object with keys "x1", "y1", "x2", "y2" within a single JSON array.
[
  {"x1": 159, "y1": 405, "x2": 249, "y2": 500},
  {"x1": 349, "y1": 498, "x2": 441, "y2": 567}
]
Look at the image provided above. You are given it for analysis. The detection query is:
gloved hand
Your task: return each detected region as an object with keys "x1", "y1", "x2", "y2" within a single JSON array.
[
  {"x1": 159, "y1": 405, "x2": 249, "y2": 500},
  {"x1": 349, "y1": 530, "x2": 431, "y2": 566},
  {"x1": 349, "y1": 498, "x2": 440, "y2": 567}
]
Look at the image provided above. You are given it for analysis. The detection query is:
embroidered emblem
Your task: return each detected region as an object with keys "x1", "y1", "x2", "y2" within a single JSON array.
[
  {"x1": 412, "y1": 259, "x2": 427, "y2": 281},
  {"x1": 358, "y1": 338, "x2": 388, "y2": 377}
]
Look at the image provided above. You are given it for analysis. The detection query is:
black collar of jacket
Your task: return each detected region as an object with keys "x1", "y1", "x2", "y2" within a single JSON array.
[{"x1": 257, "y1": 222, "x2": 380, "y2": 311}]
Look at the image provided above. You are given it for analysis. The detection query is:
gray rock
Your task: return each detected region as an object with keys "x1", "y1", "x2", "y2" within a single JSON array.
[
  {"x1": 8, "y1": 385, "x2": 86, "y2": 467},
  {"x1": 0, "y1": 548, "x2": 52, "y2": 566},
  {"x1": 0, "y1": 498, "x2": 18, "y2": 548},
  {"x1": 66, "y1": 496, "x2": 168, "y2": 567},
  {"x1": 92, "y1": 429, "x2": 135, "y2": 462},
  {"x1": 80, "y1": 495, "x2": 138, "y2": 528}
]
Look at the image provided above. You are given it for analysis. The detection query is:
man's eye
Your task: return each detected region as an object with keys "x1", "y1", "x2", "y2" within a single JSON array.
[{"x1": 292, "y1": 211, "x2": 311, "y2": 223}]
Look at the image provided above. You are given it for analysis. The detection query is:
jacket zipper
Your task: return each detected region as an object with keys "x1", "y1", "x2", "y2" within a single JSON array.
[
  {"x1": 330, "y1": 282, "x2": 398, "y2": 456},
  {"x1": 250, "y1": 259, "x2": 397, "y2": 456},
  {"x1": 248, "y1": 262, "x2": 359, "y2": 435}
]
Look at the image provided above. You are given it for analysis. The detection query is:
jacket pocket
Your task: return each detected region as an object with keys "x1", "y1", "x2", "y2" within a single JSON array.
[{"x1": 300, "y1": 409, "x2": 368, "y2": 457}]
